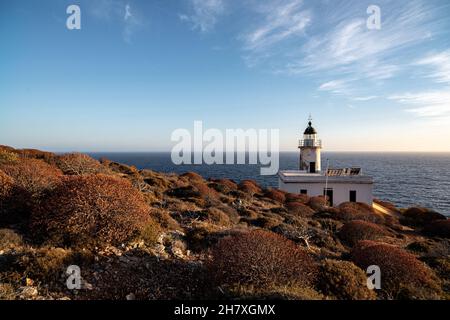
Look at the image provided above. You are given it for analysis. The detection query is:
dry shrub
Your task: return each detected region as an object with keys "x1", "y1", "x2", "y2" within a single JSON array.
[
  {"x1": 0, "y1": 283, "x2": 15, "y2": 300},
  {"x1": 139, "y1": 218, "x2": 163, "y2": 246},
  {"x1": 209, "y1": 178, "x2": 238, "y2": 191},
  {"x1": 351, "y1": 240, "x2": 442, "y2": 299},
  {"x1": 192, "y1": 181, "x2": 220, "y2": 203},
  {"x1": 400, "y1": 207, "x2": 446, "y2": 227},
  {"x1": 181, "y1": 171, "x2": 204, "y2": 182},
  {"x1": 423, "y1": 220, "x2": 450, "y2": 238},
  {"x1": 308, "y1": 196, "x2": 328, "y2": 211},
  {"x1": 186, "y1": 221, "x2": 223, "y2": 252},
  {"x1": 209, "y1": 230, "x2": 318, "y2": 290},
  {"x1": 0, "y1": 150, "x2": 19, "y2": 165},
  {"x1": 31, "y1": 174, "x2": 151, "y2": 247},
  {"x1": 27, "y1": 247, "x2": 73, "y2": 280},
  {"x1": 1, "y1": 158, "x2": 62, "y2": 197},
  {"x1": 338, "y1": 220, "x2": 390, "y2": 246},
  {"x1": 56, "y1": 153, "x2": 108, "y2": 175},
  {"x1": 286, "y1": 201, "x2": 315, "y2": 217},
  {"x1": 238, "y1": 180, "x2": 262, "y2": 195},
  {"x1": 107, "y1": 161, "x2": 139, "y2": 175},
  {"x1": 251, "y1": 215, "x2": 284, "y2": 229},
  {"x1": 0, "y1": 170, "x2": 14, "y2": 204},
  {"x1": 151, "y1": 208, "x2": 181, "y2": 231},
  {"x1": 318, "y1": 259, "x2": 376, "y2": 300},
  {"x1": 0, "y1": 229, "x2": 23, "y2": 250},
  {"x1": 337, "y1": 202, "x2": 385, "y2": 224},
  {"x1": 16, "y1": 149, "x2": 56, "y2": 163},
  {"x1": 204, "y1": 207, "x2": 232, "y2": 226},
  {"x1": 285, "y1": 192, "x2": 309, "y2": 204},
  {"x1": 263, "y1": 188, "x2": 286, "y2": 203}
]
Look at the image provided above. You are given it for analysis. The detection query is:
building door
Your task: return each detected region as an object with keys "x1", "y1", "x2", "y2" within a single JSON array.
[
  {"x1": 310, "y1": 162, "x2": 316, "y2": 173},
  {"x1": 349, "y1": 190, "x2": 357, "y2": 202},
  {"x1": 323, "y1": 188, "x2": 333, "y2": 206}
]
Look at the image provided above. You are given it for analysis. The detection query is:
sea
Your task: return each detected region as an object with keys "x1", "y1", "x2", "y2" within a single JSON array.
[{"x1": 88, "y1": 152, "x2": 450, "y2": 216}]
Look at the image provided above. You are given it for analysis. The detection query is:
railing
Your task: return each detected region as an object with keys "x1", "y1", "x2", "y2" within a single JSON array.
[{"x1": 299, "y1": 139, "x2": 322, "y2": 148}]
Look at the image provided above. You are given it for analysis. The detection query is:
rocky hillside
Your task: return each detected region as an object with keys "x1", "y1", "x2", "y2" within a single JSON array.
[{"x1": 0, "y1": 146, "x2": 448, "y2": 300}]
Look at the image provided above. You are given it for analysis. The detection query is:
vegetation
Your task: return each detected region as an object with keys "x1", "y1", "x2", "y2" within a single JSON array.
[
  {"x1": 208, "y1": 230, "x2": 318, "y2": 291},
  {"x1": 351, "y1": 240, "x2": 442, "y2": 299},
  {"x1": 0, "y1": 145, "x2": 448, "y2": 301},
  {"x1": 31, "y1": 174, "x2": 151, "y2": 247}
]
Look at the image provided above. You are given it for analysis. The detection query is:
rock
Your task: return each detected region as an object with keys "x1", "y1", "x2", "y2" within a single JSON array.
[
  {"x1": 19, "y1": 286, "x2": 38, "y2": 298},
  {"x1": 126, "y1": 293, "x2": 136, "y2": 300}
]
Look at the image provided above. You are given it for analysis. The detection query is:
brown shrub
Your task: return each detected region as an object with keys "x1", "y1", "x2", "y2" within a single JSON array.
[
  {"x1": 338, "y1": 220, "x2": 390, "y2": 246},
  {"x1": 351, "y1": 240, "x2": 442, "y2": 299},
  {"x1": 251, "y1": 215, "x2": 284, "y2": 229},
  {"x1": 210, "y1": 179, "x2": 238, "y2": 191},
  {"x1": 286, "y1": 201, "x2": 315, "y2": 217},
  {"x1": 401, "y1": 207, "x2": 446, "y2": 227},
  {"x1": 238, "y1": 180, "x2": 262, "y2": 195},
  {"x1": 31, "y1": 174, "x2": 151, "y2": 247},
  {"x1": 0, "y1": 150, "x2": 19, "y2": 165},
  {"x1": 209, "y1": 230, "x2": 318, "y2": 289},
  {"x1": 263, "y1": 188, "x2": 286, "y2": 203},
  {"x1": 285, "y1": 192, "x2": 309, "y2": 204},
  {"x1": 139, "y1": 218, "x2": 163, "y2": 246},
  {"x1": 1, "y1": 159, "x2": 62, "y2": 197},
  {"x1": 0, "y1": 170, "x2": 14, "y2": 200},
  {"x1": 308, "y1": 196, "x2": 328, "y2": 211},
  {"x1": 423, "y1": 220, "x2": 450, "y2": 238},
  {"x1": 16, "y1": 149, "x2": 56, "y2": 163},
  {"x1": 318, "y1": 259, "x2": 376, "y2": 300},
  {"x1": 337, "y1": 202, "x2": 385, "y2": 224},
  {"x1": 56, "y1": 153, "x2": 108, "y2": 175},
  {"x1": 0, "y1": 228, "x2": 23, "y2": 250},
  {"x1": 181, "y1": 171, "x2": 204, "y2": 182},
  {"x1": 204, "y1": 207, "x2": 232, "y2": 226}
]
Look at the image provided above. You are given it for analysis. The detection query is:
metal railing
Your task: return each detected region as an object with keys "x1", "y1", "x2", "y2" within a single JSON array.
[{"x1": 299, "y1": 139, "x2": 322, "y2": 148}]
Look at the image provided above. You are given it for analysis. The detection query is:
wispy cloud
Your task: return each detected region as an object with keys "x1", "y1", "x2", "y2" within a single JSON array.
[
  {"x1": 352, "y1": 96, "x2": 378, "y2": 101},
  {"x1": 179, "y1": 0, "x2": 225, "y2": 33},
  {"x1": 415, "y1": 50, "x2": 450, "y2": 84},
  {"x1": 88, "y1": 1, "x2": 143, "y2": 43},
  {"x1": 389, "y1": 90, "x2": 450, "y2": 118},
  {"x1": 318, "y1": 79, "x2": 352, "y2": 95},
  {"x1": 122, "y1": 3, "x2": 142, "y2": 43},
  {"x1": 241, "y1": 0, "x2": 311, "y2": 52}
]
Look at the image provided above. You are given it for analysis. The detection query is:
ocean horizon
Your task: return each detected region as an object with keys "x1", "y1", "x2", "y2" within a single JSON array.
[{"x1": 87, "y1": 151, "x2": 450, "y2": 216}]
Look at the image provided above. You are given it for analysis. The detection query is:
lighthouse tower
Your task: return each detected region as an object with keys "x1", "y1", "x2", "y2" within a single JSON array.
[{"x1": 299, "y1": 118, "x2": 322, "y2": 173}]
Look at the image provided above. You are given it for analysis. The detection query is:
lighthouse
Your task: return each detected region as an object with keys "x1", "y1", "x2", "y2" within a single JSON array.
[
  {"x1": 278, "y1": 116, "x2": 374, "y2": 206},
  {"x1": 299, "y1": 119, "x2": 322, "y2": 173}
]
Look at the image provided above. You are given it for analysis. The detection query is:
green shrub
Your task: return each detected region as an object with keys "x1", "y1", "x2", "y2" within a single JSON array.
[
  {"x1": 401, "y1": 207, "x2": 446, "y2": 228},
  {"x1": 0, "y1": 228, "x2": 23, "y2": 250},
  {"x1": 139, "y1": 218, "x2": 163, "y2": 246},
  {"x1": 0, "y1": 150, "x2": 19, "y2": 165}
]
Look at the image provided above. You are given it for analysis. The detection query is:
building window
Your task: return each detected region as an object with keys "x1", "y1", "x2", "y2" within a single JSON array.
[
  {"x1": 350, "y1": 190, "x2": 357, "y2": 202},
  {"x1": 300, "y1": 189, "x2": 307, "y2": 195}
]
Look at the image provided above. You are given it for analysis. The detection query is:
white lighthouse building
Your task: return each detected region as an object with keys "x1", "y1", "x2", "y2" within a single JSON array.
[{"x1": 278, "y1": 118, "x2": 373, "y2": 206}]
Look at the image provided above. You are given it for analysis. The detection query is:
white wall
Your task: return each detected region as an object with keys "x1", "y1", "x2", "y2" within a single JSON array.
[
  {"x1": 279, "y1": 180, "x2": 373, "y2": 206},
  {"x1": 300, "y1": 147, "x2": 321, "y2": 172}
]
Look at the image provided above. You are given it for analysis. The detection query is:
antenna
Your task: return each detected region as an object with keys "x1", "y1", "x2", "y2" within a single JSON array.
[
  {"x1": 308, "y1": 114, "x2": 312, "y2": 122},
  {"x1": 324, "y1": 158, "x2": 330, "y2": 207}
]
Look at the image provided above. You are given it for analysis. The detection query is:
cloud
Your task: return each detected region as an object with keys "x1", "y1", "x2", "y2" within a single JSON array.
[
  {"x1": 415, "y1": 50, "x2": 450, "y2": 84},
  {"x1": 88, "y1": 1, "x2": 143, "y2": 43},
  {"x1": 241, "y1": 0, "x2": 311, "y2": 52},
  {"x1": 389, "y1": 90, "x2": 450, "y2": 118},
  {"x1": 179, "y1": 0, "x2": 225, "y2": 33},
  {"x1": 318, "y1": 79, "x2": 352, "y2": 95},
  {"x1": 352, "y1": 96, "x2": 378, "y2": 101}
]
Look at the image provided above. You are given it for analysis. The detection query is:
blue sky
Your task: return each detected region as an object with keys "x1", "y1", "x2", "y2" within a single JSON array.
[{"x1": 1, "y1": 0, "x2": 450, "y2": 152}]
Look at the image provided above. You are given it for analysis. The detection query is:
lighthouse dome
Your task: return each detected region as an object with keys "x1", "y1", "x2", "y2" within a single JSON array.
[{"x1": 304, "y1": 121, "x2": 317, "y2": 134}]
